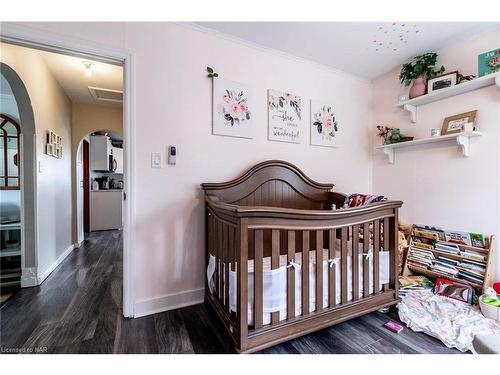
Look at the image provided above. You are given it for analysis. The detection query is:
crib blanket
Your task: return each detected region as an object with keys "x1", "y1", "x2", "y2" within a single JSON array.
[{"x1": 397, "y1": 290, "x2": 500, "y2": 352}]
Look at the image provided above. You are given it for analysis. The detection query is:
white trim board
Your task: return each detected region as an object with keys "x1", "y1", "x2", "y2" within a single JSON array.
[
  {"x1": 20, "y1": 267, "x2": 37, "y2": 288},
  {"x1": 37, "y1": 244, "x2": 74, "y2": 284},
  {"x1": 1, "y1": 23, "x2": 136, "y2": 318},
  {"x1": 134, "y1": 288, "x2": 205, "y2": 318}
]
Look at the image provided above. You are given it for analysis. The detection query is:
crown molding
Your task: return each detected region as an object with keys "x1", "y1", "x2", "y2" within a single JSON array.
[{"x1": 175, "y1": 22, "x2": 371, "y2": 85}]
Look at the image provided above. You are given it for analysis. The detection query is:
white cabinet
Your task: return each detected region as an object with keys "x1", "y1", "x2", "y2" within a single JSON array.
[
  {"x1": 90, "y1": 135, "x2": 112, "y2": 171},
  {"x1": 112, "y1": 147, "x2": 123, "y2": 174},
  {"x1": 90, "y1": 190, "x2": 123, "y2": 231}
]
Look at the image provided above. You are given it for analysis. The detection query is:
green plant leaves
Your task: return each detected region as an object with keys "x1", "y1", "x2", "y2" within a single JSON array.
[{"x1": 399, "y1": 52, "x2": 446, "y2": 86}]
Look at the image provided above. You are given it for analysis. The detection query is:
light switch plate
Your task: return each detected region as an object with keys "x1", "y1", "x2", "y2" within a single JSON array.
[
  {"x1": 38, "y1": 161, "x2": 44, "y2": 173},
  {"x1": 151, "y1": 152, "x2": 162, "y2": 168}
]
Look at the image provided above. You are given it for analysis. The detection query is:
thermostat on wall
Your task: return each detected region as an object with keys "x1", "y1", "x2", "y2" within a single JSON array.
[{"x1": 168, "y1": 146, "x2": 176, "y2": 165}]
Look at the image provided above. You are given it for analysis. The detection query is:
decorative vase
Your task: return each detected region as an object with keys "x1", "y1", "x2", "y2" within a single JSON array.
[{"x1": 409, "y1": 77, "x2": 426, "y2": 99}]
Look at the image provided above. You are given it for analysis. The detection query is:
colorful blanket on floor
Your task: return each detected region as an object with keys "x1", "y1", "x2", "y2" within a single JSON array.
[{"x1": 397, "y1": 290, "x2": 500, "y2": 352}]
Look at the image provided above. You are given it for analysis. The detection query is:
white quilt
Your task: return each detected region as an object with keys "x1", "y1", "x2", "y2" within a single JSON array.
[{"x1": 398, "y1": 290, "x2": 500, "y2": 352}]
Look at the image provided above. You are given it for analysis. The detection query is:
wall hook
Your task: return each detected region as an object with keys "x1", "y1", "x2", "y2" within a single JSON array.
[{"x1": 207, "y1": 66, "x2": 219, "y2": 78}]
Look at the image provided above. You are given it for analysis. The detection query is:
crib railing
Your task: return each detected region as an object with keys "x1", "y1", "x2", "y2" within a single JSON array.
[{"x1": 205, "y1": 196, "x2": 402, "y2": 352}]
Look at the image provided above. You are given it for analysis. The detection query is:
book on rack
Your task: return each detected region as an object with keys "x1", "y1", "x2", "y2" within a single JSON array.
[
  {"x1": 430, "y1": 263, "x2": 459, "y2": 276},
  {"x1": 409, "y1": 247, "x2": 435, "y2": 258},
  {"x1": 414, "y1": 225, "x2": 445, "y2": 240},
  {"x1": 444, "y1": 231, "x2": 472, "y2": 246},
  {"x1": 434, "y1": 257, "x2": 459, "y2": 267},
  {"x1": 435, "y1": 241, "x2": 460, "y2": 254},
  {"x1": 458, "y1": 268, "x2": 485, "y2": 279},
  {"x1": 460, "y1": 249, "x2": 486, "y2": 261},
  {"x1": 470, "y1": 233, "x2": 487, "y2": 248},
  {"x1": 411, "y1": 238, "x2": 435, "y2": 250},
  {"x1": 459, "y1": 259, "x2": 486, "y2": 272},
  {"x1": 458, "y1": 272, "x2": 484, "y2": 285}
]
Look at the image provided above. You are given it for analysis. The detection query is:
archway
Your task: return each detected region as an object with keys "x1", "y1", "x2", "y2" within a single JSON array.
[
  {"x1": 75, "y1": 130, "x2": 123, "y2": 244},
  {"x1": 0, "y1": 62, "x2": 37, "y2": 287}
]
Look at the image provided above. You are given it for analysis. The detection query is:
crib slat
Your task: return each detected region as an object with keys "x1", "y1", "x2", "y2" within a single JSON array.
[
  {"x1": 328, "y1": 229, "x2": 336, "y2": 307},
  {"x1": 230, "y1": 226, "x2": 237, "y2": 320},
  {"x1": 254, "y1": 230, "x2": 264, "y2": 329},
  {"x1": 287, "y1": 231, "x2": 295, "y2": 320},
  {"x1": 383, "y1": 217, "x2": 390, "y2": 292},
  {"x1": 237, "y1": 220, "x2": 249, "y2": 348},
  {"x1": 207, "y1": 213, "x2": 213, "y2": 293},
  {"x1": 223, "y1": 223, "x2": 229, "y2": 308},
  {"x1": 315, "y1": 230, "x2": 323, "y2": 312},
  {"x1": 302, "y1": 231, "x2": 310, "y2": 316},
  {"x1": 271, "y1": 229, "x2": 280, "y2": 324},
  {"x1": 363, "y1": 222, "x2": 370, "y2": 298},
  {"x1": 340, "y1": 226, "x2": 348, "y2": 304},
  {"x1": 352, "y1": 225, "x2": 360, "y2": 301},
  {"x1": 216, "y1": 220, "x2": 221, "y2": 299},
  {"x1": 373, "y1": 220, "x2": 380, "y2": 294}
]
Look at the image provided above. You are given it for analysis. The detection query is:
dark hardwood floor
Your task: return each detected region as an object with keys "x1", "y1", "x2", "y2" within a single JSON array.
[{"x1": 0, "y1": 231, "x2": 461, "y2": 354}]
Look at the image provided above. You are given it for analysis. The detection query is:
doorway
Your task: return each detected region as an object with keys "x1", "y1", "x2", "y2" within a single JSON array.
[
  {"x1": 77, "y1": 130, "x2": 124, "y2": 240},
  {"x1": 0, "y1": 28, "x2": 135, "y2": 318}
]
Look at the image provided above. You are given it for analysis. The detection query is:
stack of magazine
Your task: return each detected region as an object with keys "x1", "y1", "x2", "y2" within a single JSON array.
[{"x1": 398, "y1": 275, "x2": 434, "y2": 296}]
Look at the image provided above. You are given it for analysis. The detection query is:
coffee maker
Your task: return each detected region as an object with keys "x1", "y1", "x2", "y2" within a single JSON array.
[{"x1": 94, "y1": 176, "x2": 109, "y2": 190}]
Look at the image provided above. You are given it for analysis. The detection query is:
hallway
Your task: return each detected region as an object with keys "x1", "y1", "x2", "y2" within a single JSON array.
[{"x1": 0, "y1": 231, "x2": 460, "y2": 354}]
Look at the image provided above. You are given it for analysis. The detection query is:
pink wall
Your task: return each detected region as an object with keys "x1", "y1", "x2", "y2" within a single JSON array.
[
  {"x1": 372, "y1": 29, "x2": 500, "y2": 281},
  {"x1": 5, "y1": 22, "x2": 374, "y2": 315}
]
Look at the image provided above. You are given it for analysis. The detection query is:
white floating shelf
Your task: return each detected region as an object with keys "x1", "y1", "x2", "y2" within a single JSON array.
[
  {"x1": 397, "y1": 73, "x2": 500, "y2": 123},
  {"x1": 376, "y1": 131, "x2": 483, "y2": 164}
]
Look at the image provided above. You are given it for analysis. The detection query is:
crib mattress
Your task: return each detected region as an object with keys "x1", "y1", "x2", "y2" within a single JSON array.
[{"x1": 208, "y1": 243, "x2": 389, "y2": 326}]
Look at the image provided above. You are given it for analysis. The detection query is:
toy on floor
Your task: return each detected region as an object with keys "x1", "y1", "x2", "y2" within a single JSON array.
[
  {"x1": 384, "y1": 320, "x2": 404, "y2": 333},
  {"x1": 479, "y1": 287, "x2": 500, "y2": 322}
]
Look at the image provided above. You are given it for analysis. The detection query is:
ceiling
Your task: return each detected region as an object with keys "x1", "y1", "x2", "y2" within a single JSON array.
[
  {"x1": 194, "y1": 22, "x2": 498, "y2": 79},
  {"x1": 38, "y1": 49, "x2": 123, "y2": 107}
]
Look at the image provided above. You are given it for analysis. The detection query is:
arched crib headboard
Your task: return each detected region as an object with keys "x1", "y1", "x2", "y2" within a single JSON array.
[{"x1": 201, "y1": 160, "x2": 335, "y2": 210}]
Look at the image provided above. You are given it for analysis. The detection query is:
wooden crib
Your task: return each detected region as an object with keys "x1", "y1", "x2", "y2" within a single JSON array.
[{"x1": 201, "y1": 160, "x2": 402, "y2": 353}]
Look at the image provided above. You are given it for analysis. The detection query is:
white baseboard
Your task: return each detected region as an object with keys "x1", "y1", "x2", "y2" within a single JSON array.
[
  {"x1": 37, "y1": 244, "x2": 74, "y2": 284},
  {"x1": 21, "y1": 267, "x2": 38, "y2": 287},
  {"x1": 73, "y1": 240, "x2": 84, "y2": 249},
  {"x1": 134, "y1": 288, "x2": 205, "y2": 318}
]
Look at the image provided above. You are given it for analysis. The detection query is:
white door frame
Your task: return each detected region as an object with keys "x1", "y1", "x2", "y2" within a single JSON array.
[{"x1": 0, "y1": 24, "x2": 137, "y2": 318}]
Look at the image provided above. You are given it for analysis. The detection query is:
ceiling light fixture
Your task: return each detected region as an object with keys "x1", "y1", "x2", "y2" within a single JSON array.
[{"x1": 83, "y1": 62, "x2": 94, "y2": 77}]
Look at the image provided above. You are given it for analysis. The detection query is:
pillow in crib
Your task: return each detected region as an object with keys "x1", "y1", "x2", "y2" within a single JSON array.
[{"x1": 344, "y1": 193, "x2": 387, "y2": 208}]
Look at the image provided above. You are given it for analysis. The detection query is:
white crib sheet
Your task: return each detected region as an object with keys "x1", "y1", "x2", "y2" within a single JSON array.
[{"x1": 207, "y1": 240, "x2": 390, "y2": 326}]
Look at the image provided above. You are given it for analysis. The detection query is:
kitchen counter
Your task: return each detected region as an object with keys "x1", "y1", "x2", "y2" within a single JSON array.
[
  {"x1": 91, "y1": 190, "x2": 123, "y2": 231},
  {"x1": 91, "y1": 189, "x2": 123, "y2": 192}
]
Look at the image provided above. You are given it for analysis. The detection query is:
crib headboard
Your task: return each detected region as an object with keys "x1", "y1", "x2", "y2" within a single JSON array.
[{"x1": 201, "y1": 160, "x2": 334, "y2": 209}]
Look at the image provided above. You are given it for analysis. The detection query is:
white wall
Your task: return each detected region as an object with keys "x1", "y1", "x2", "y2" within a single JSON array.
[
  {"x1": 372, "y1": 29, "x2": 500, "y2": 280},
  {"x1": 4, "y1": 22, "x2": 374, "y2": 314},
  {"x1": 1, "y1": 42, "x2": 73, "y2": 279}
]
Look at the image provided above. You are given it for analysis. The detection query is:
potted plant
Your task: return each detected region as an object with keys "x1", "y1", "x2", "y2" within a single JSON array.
[{"x1": 399, "y1": 53, "x2": 445, "y2": 99}]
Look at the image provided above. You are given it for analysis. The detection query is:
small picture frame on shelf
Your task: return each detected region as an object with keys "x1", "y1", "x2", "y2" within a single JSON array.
[
  {"x1": 441, "y1": 110, "x2": 477, "y2": 135},
  {"x1": 427, "y1": 71, "x2": 458, "y2": 94}
]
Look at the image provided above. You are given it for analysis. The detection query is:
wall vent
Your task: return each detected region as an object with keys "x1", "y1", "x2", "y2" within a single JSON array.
[{"x1": 88, "y1": 86, "x2": 123, "y2": 103}]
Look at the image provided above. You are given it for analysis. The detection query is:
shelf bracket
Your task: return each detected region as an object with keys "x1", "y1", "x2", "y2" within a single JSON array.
[
  {"x1": 403, "y1": 104, "x2": 417, "y2": 123},
  {"x1": 456, "y1": 134, "x2": 470, "y2": 157},
  {"x1": 496, "y1": 75, "x2": 500, "y2": 89},
  {"x1": 382, "y1": 147, "x2": 395, "y2": 164}
]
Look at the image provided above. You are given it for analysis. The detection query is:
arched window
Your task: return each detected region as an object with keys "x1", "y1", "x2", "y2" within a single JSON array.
[{"x1": 0, "y1": 114, "x2": 21, "y2": 190}]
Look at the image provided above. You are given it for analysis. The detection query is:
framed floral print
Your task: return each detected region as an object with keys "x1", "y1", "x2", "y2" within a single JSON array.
[
  {"x1": 212, "y1": 78, "x2": 253, "y2": 139},
  {"x1": 268, "y1": 89, "x2": 302, "y2": 143},
  {"x1": 310, "y1": 100, "x2": 339, "y2": 148}
]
